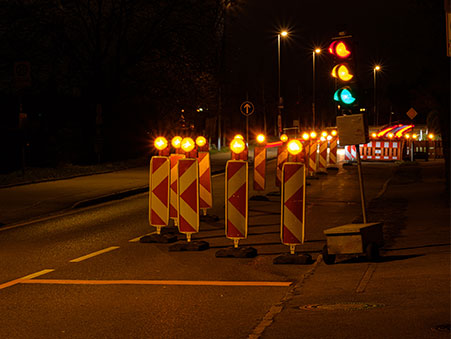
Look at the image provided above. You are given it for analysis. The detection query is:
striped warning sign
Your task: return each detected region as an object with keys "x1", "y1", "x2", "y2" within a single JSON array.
[
  {"x1": 225, "y1": 160, "x2": 248, "y2": 239},
  {"x1": 178, "y1": 158, "x2": 199, "y2": 234},
  {"x1": 169, "y1": 154, "x2": 185, "y2": 223},
  {"x1": 329, "y1": 136, "x2": 338, "y2": 165},
  {"x1": 198, "y1": 152, "x2": 213, "y2": 210},
  {"x1": 253, "y1": 146, "x2": 266, "y2": 191},
  {"x1": 308, "y1": 140, "x2": 317, "y2": 175},
  {"x1": 318, "y1": 139, "x2": 327, "y2": 173},
  {"x1": 281, "y1": 162, "x2": 305, "y2": 245},
  {"x1": 276, "y1": 145, "x2": 288, "y2": 187},
  {"x1": 149, "y1": 156, "x2": 170, "y2": 227}
]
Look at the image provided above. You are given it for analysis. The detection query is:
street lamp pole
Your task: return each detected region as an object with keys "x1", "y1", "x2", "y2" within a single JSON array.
[
  {"x1": 277, "y1": 31, "x2": 288, "y2": 136},
  {"x1": 312, "y1": 48, "x2": 321, "y2": 129},
  {"x1": 373, "y1": 65, "x2": 380, "y2": 126}
]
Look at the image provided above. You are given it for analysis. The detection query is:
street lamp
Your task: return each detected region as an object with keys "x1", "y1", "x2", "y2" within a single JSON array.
[
  {"x1": 277, "y1": 30, "x2": 288, "y2": 136},
  {"x1": 312, "y1": 48, "x2": 321, "y2": 129},
  {"x1": 373, "y1": 65, "x2": 381, "y2": 126}
]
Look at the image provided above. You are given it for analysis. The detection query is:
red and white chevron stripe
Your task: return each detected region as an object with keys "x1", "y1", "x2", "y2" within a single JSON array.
[
  {"x1": 149, "y1": 156, "x2": 170, "y2": 227},
  {"x1": 329, "y1": 136, "x2": 338, "y2": 165},
  {"x1": 308, "y1": 140, "x2": 317, "y2": 175},
  {"x1": 177, "y1": 158, "x2": 199, "y2": 234},
  {"x1": 281, "y1": 163, "x2": 305, "y2": 245},
  {"x1": 169, "y1": 154, "x2": 185, "y2": 223},
  {"x1": 318, "y1": 140, "x2": 328, "y2": 173},
  {"x1": 253, "y1": 146, "x2": 266, "y2": 191},
  {"x1": 225, "y1": 160, "x2": 248, "y2": 239},
  {"x1": 276, "y1": 146, "x2": 288, "y2": 187},
  {"x1": 198, "y1": 152, "x2": 212, "y2": 210}
]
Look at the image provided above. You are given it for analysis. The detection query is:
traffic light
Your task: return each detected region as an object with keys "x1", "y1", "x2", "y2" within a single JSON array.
[{"x1": 329, "y1": 36, "x2": 358, "y2": 110}]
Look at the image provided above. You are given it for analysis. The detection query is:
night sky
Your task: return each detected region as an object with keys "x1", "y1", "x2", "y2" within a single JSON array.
[{"x1": 223, "y1": 0, "x2": 448, "y2": 129}]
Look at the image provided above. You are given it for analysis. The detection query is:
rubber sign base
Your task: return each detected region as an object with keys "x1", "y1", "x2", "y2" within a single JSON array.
[
  {"x1": 273, "y1": 253, "x2": 313, "y2": 265},
  {"x1": 140, "y1": 233, "x2": 178, "y2": 244},
  {"x1": 168, "y1": 240, "x2": 210, "y2": 252},
  {"x1": 215, "y1": 246, "x2": 258, "y2": 258}
]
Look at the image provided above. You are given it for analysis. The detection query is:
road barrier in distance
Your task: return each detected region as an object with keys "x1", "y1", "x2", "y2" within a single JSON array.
[
  {"x1": 225, "y1": 160, "x2": 248, "y2": 247},
  {"x1": 177, "y1": 158, "x2": 199, "y2": 241},
  {"x1": 276, "y1": 145, "x2": 288, "y2": 187},
  {"x1": 329, "y1": 136, "x2": 338, "y2": 166},
  {"x1": 318, "y1": 139, "x2": 327, "y2": 173},
  {"x1": 308, "y1": 140, "x2": 318, "y2": 175},
  {"x1": 149, "y1": 156, "x2": 170, "y2": 231}
]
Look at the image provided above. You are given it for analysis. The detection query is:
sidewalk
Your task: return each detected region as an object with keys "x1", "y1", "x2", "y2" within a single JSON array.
[
  {"x1": 0, "y1": 148, "x2": 277, "y2": 227},
  {"x1": 260, "y1": 161, "x2": 450, "y2": 339}
]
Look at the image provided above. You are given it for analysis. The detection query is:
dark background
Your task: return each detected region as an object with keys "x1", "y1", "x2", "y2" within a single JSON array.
[{"x1": 0, "y1": 0, "x2": 448, "y2": 172}]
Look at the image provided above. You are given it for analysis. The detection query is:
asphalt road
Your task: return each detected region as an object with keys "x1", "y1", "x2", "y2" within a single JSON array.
[{"x1": 0, "y1": 161, "x2": 400, "y2": 338}]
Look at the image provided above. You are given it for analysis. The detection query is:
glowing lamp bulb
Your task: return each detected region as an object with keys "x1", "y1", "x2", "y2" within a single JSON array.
[
  {"x1": 327, "y1": 135, "x2": 332, "y2": 141},
  {"x1": 195, "y1": 136, "x2": 207, "y2": 147},
  {"x1": 387, "y1": 133, "x2": 394, "y2": 139},
  {"x1": 428, "y1": 133, "x2": 434, "y2": 140},
  {"x1": 230, "y1": 138, "x2": 246, "y2": 154},
  {"x1": 181, "y1": 137, "x2": 195, "y2": 152},
  {"x1": 371, "y1": 133, "x2": 377, "y2": 138},
  {"x1": 310, "y1": 131, "x2": 317, "y2": 139},
  {"x1": 154, "y1": 137, "x2": 168, "y2": 151},
  {"x1": 234, "y1": 134, "x2": 244, "y2": 140},
  {"x1": 320, "y1": 136, "x2": 326, "y2": 142},
  {"x1": 331, "y1": 130, "x2": 337, "y2": 136},
  {"x1": 405, "y1": 134, "x2": 410, "y2": 139},
  {"x1": 321, "y1": 131, "x2": 328, "y2": 138},
  {"x1": 287, "y1": 140, "x2": 303, "y2": 155},
  {"x1": 280, "y1": 134, "x2": 288, "y2": 142},
  {"x1": 412, "y1": 134, "x2": 418, "y2": 139},
  {"x1": 256, "y1": 134, "x2": 266, "y2": 144},
  {"x1": 171, "y1": 136, "x2": 182, "y2": 149},
  {"x1": 302, "y1": 133, "x2": 310, "y2": 141}
]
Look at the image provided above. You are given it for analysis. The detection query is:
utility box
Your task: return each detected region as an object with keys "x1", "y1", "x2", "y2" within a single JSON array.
[
  {"x1": 322, "y1": 222, "x2": 384, "y2": 264},
  {"x1": 336, "y1": 114, "x2": 369, "y2": 146}
]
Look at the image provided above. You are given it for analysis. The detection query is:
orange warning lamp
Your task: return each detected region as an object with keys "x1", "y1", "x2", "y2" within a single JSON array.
[
  {"x1": 287, "y1": 140, "x2": 303, "y2": 155},
  {"x1": 310, "y1": 131, "x2": 317, "y2": 139},
  {"x1": 256, "y1": 134, "x2": 266, "y2": 144},
  {"x1": 412, "y1": 134, "x2": 418, "y2": 140},
  {"x1": 387, "y1": 133, "x2": 394, "y2": 139},
  {"x1": 331, "y1": 130, "x2": 337, "y2": 137},
  {"x1": 404, "y1": 134, "x2": 410, "y2": 139},
  {"x1": 171, "y1": 136, "x2": 182, "y2": 149},
  {"x1": 321, "y1": 131, "x2": 328, "y2": 138},
  {"x1": 371, "y1": 132, "x2": 377, "y2": 139},
  {"x1": 233, "y1": 134, "x2": 244, "y2": 140},
  {"x1": 280, "y1": 134, "x2": 288, "y2": 143},
  {"x1": 196, "y1": 136, "x2": 207, "y2": 147},
  {"x1": 230, "y1": 138, "x2": 246, "y2": 154},
  {"x1": 428, "y1": 133, "x2": 434, "y2": 140},
  {"x1": 154, "y1": 136, "x2": 168, "y2": 151},
  {"x1": 302, "y1": 132, "x2": 310, "y2": 141},
  {"x1": 327, "y1": 135, "x2": 332, "y2": 141},
  {"x1": 181, "y1": 137, "x2": 195, "y2": 153},
  {"x1": 320, "y1": 136, "x2": 326, "y2": 142}
]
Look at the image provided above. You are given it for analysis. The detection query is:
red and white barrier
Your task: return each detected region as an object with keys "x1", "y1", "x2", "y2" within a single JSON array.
[
  {"x1": 253, "y1": 146, "x2": 266, "y2": 191},
  {"x1": 177, "y1": 158, "x2": 199, "y2": 240},
  {"x1": 149, "y1": 156, "x2": 170, "y2": 229},
  {"x1": 198, "y1": 152, "x2": 212, "y2": 214},
  {"x1": 281, "y1": 163, "x2": 306, "y2": 248},
  {"x1": 169, "y1": 154, "x2": 185, "y2": 225},
  {"x1": 318, "y1": 139, "x2": 327, "y2": 173},
  {"x1": 308, "y1": 140, "x2": 318, "y2": 175},
  {"x1": 328, "y1": 136, "x2": 338, "y2": 166},
  {"x1": 276, "y1": 145, "x2": 288, "y2": 187},
  {"x1": 225, "y1": 160, "x2": 248, "y2": 241}
]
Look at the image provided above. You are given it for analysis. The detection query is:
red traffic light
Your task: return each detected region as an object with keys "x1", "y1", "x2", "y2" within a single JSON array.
[{"x1": 329, "y1": 40, "x2": 351, "y2": 59}]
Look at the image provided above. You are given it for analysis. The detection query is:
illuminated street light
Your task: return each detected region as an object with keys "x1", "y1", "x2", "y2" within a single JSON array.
[
  {"x1": 287, "y1": 139, "x2": 303, "y2": 155},
  {"x1": 310, "y1": 131, "x2": 317, "y2": 139},
  {"x1": 302, "y1": 132, "x2": 310, "y2": 141},
  {"x1": 277, "y1": 30, "x2": 289, "y2": 135},
  {"x1": 312, "y1": 47, "x2": 321, "y2": 129},
  {"x1": 374, "y1": 65, "x2": 381, "y2": 125},
  {"x1": 195, "y1": 136, "x2": 207, "y2": 147},
  {"x1": 280, "y1": 133, "x2": 288, "y2": 142},
  {"x1": 256, "y1": 134, "x2": 266, "y2": 144},
  {"x1": 171, "y1": 136, "x2": 182, "y2": 149},
  {"x1": 230, "y1": 138, "x2": 246, "y2": 154},
  {"x1": 154, "y1": 136, "x2": 168, "y2": 151},
  {"x1": 331, "y1": 130, "x2": 337, "y2": 137},
  {"x1": 181, "y1": 137, "x2": 195, "y2": 153}
]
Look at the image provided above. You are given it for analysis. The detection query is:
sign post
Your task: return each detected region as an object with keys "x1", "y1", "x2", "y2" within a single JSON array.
[{"x1": 240, "y1": 101, "x2": 254, "y2": 145}]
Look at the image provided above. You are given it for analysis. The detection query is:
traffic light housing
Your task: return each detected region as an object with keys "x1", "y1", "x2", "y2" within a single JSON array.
[{"x1": 329, "y1": 36, "x2": 358, "y2": 111}]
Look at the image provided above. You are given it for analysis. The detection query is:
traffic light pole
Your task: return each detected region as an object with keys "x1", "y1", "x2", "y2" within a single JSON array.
[{"x1": 355, "y1": 145, "x2": 367, "y2": 223}]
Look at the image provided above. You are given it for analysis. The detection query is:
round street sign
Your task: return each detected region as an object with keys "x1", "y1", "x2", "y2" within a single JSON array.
[{"x1": 240, "y1": 101, "x2": 254, "y2": 116}]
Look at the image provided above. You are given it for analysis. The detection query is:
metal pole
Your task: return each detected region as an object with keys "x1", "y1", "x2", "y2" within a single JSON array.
[
  {"x1": 356, "y1": 145, "x2": 367, "y2": 223},
  {"x1": 312, "y1": 51, "x2": 316, "y2": 129},
  {"x1": 277, "y1": 34, "x2": 281, "y2": 136},
  {"x1": 373, "y1": 69, "x2": 377, "y2": 126}
]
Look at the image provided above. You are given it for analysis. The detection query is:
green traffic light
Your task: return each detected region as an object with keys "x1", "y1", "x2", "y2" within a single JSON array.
[{"x1": 334, "y1": 87, "x2": 356, "y2": 105}]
